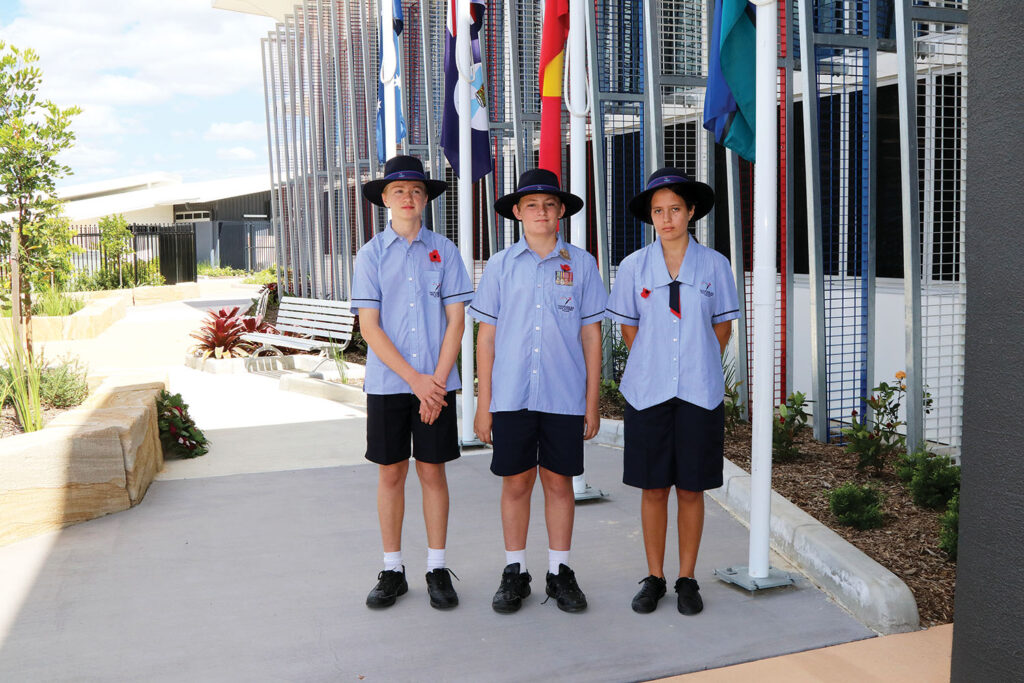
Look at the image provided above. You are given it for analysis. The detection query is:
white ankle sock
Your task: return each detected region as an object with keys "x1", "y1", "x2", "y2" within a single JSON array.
[
  {"x1": 383, "y1": 550, "x2": 403, "y2": 572},
  {"x1": 505, "y1": 549, "x2": 527, "y2": 573},
  {"x1": 548, "y1": 549, "x2": 570, "y2": 575},
  {"x1": 427, "y1": 547, "x2": 446, "y2": 571}
]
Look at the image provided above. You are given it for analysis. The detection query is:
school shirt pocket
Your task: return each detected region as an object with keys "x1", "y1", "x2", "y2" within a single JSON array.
[
  {"x1": 550, "y1": 283, "x2": 580, "y2": 320},
  {"x1": 420, "y1": 269, "x2": 443, "y2": 304}
]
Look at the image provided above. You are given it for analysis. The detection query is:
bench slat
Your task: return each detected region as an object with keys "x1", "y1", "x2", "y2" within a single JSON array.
[
  {"x1": 276, "y1": 310, "x2": 355, "y2": 326},
  {"x1": 274, "y1": 317, "x2": 354, "y2": 333},
  {"x1": 280, "y1": 296, "x2": 353, "y2": 311},
  {"x1": 241, "y1": 333, "x2": 323, "y2": 350},
  {"x1": 279, "y1": 302, "x2": 355, "y2": 318},
  {"x1": 274, "y1": 324, "x2": 352, "y2": 340}
]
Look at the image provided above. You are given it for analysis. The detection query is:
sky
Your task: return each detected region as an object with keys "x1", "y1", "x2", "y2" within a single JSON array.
[{"x1": 0, "y1": 0, "x2": 277, "y2": 189}]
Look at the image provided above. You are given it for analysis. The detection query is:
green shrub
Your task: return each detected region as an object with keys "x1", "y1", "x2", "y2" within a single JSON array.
[
  {"x1": 599, "y1": 379, "x2": 626, "y2": 412},
  {"x1": 198, "y1": 261, "x2": 246, "y2": 277},
  {"x1": 32, "y1": 289, "x2": 85, "y2": 317},
  {"x1": 156, "y1": 390, "x2": 209, "y2": 458},
  {"x1": 772, "y1": 391, "x2": 809, "y2": 461},
  {"x1": 71, "y1": 260, "x2": 164, "y2": 291},
  {"x1": 828, "y1": 482, "x2": 885, "y2": 530},
  {"x1": 938, "y1": 491, "x2": 959, "y2": 560},
  {"x1": 841, "y1": 372, "x2": 909, "y2": 474},
  {"x1": 243, "y1": 265, "x2": 277, "y2": 285},
  {"x1": 722, "y1": 358, "x2": 745, "y2": 435},
  {"x1": 40, "y1": 356, "x2": 89, "y2": 408},
  {"x1": 896, "y1": 447, "x2": 960, "y2": 509}
]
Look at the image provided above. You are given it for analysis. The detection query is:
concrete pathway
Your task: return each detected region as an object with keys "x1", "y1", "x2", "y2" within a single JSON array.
[{"x1": 0, "y1": 281, "x2": 951, "y2": 680}]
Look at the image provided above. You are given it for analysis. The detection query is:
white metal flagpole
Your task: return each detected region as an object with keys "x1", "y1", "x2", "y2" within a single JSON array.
[
  {"x1": 381, "y1": 0, "x2": 398, "y2": 161},
  {"x1": 716, "y1": 0, "x2": 791, "y2": 591},
  {"x1": 748, "y1": 0, "x2": 779, "y2": 581},
  {"x1": 566, "y1": 0, "x2": 602, "y2": 500},
  {"x1": 456, "y1": 0, "x2": 476, "y2": 444}
]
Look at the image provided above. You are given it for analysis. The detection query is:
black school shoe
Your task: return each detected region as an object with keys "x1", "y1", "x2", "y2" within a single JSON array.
[
  {"x1": 631, "y1": 575, "x2": 667, "y2": 614},
  {"x1": 545, "y1": 564, "x2": 588, "y2": 613},
  {"x1": 675, "y1": 576, "x2": 704, "y2": 615},
  {"x1": 492, "y1": 562, "x2": 532, "y2": 614},
  {"x1": 366, "y1": 567, "x2": 408, "y2": 608},
  {"x1": 425, "y1": 568, "x2": 459, "y2": 610}
]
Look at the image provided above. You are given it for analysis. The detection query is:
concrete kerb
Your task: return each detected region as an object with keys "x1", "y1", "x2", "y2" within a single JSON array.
[{"x1": 590, "y1": 419, "x2": 920, "y2": 636}]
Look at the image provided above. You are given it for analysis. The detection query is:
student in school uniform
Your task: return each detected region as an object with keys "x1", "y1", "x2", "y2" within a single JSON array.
[
  {"x1": 469, "y1": 168, "x2": 607, "y2": 614},
  {"x1": 351, "y1": 155, "x2": 474, "y2": 611},
  {"x1": 604, "y1": 167, "x2": 740, "y2": 615}
]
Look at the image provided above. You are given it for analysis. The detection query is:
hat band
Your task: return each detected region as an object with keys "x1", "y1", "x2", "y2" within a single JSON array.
[
  {"x1": 516, "y1": 183, "x2": 562, "y2": 194},
  {"x1": 384, "y1": 170, "x2": 427, "y2": 181},
  {"x1": 645, "y1": 175, "x2": 688, "y2": 191}
]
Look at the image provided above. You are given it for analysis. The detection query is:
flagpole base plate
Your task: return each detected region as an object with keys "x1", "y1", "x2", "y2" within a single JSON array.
[
  {"x1": 459, "y1": 437, "x2": 488, "y2": 450},
  {"x1": 714, "y1": 566, "x2": 794, "y2": 592},
  {"x1": 573, "y1": 483, "x2": 607, "y2": 502}
]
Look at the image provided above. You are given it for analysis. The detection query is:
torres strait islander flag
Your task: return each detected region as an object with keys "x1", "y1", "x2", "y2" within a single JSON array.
[
  {"x1": 440, "y1": 0, "x2": 493, "y2": 181},
  {"x1": 538, "y1": 0, "x2": 569, "y2": 180}
]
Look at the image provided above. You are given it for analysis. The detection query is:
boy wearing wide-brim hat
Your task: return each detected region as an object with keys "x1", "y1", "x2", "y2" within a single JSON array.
[
  {"x1": 605, "y1": 167, "x2": 739, "y2": 616},
  {"x1": 351, "y1": 155, "x2": 474, "y2": 610},
  {"x1": 469, "y1": 168, "x2": 607, "y2": 614}
]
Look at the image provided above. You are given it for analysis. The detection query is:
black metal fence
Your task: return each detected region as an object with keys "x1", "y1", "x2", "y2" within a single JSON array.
[{"x1": 70, "y1": 223, "x2": 197, "y2": 286}]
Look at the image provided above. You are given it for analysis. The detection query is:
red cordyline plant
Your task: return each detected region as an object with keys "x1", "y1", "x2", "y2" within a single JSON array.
[{"x1": 190, "y1": 306, "x2": 250, "y2": 359}]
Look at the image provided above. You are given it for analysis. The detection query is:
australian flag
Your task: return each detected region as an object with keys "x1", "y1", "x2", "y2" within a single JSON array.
[
  {"x1": 703, "y1": 0, "x2": 756, "y2": 162},
  {"x1": 376, "y1": 0, "x2": 407, "y2": 163},
  {"x1": 440, "y1": 0, "x2": 492, "y2": 181}
]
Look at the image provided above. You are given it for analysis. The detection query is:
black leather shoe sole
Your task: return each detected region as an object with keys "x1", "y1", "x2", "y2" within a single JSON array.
[
  {"x1": 428, "y1": 589, "x2": 458, "y2": 610},
  {"x1": 366, "y1": 581, "x2": 408, "y2": 609},
  {"x1": 491, "y1": 595, "x2": 523, "y2": 614}
]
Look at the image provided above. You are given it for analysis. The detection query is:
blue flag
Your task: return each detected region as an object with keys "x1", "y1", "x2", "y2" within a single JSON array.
[
  {"x1": 440, "y1": 0, "x2": 493, "y2": 181},
  {"x1": 703, "y1": 0, "x2": 756, "y2": 162},
  {"x1": 376, "y1": 0, "x2": 406, "y2": 163}
]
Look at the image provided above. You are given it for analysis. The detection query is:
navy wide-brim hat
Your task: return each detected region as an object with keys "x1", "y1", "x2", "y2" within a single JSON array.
[
  {"x1": 493, "y1": 168, "x2": 584, "y2": 221},
  {"x1": 627, "y1": 167, "x2": 715, "y2": 224},
  {"x1": 362, "y1": 155, "x2": 448, "y2": 207}
]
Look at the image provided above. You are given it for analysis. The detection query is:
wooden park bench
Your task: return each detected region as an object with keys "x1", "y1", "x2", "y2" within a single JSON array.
[{"x1": 243, "y1": 296, "x2": 355, "y2": 361}]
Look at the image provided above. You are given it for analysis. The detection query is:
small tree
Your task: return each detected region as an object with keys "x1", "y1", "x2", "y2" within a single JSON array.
[
  {"x1": 0, "y1": 42, "x2": 80, "y2": 355},
  {"x1": 98, "y1": 213, "x2": 133, "y2": 288}
]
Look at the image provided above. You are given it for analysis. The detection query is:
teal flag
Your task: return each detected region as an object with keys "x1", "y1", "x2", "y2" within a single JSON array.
[{"x1": 703, "y1": 0, "x2": 756, "y2": 162}]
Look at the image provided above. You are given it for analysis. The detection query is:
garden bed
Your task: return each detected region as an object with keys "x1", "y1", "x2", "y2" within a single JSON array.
[
  {"x1": 723, "y1": 422, "x2": 955, "y2": 628},
  {"x1": 1, "y1": 405, "x2": 69, "y2": 439}
]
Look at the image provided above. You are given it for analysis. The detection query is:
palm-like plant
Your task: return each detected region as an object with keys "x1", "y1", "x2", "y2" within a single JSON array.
[
  {"x1": 239, "y1": 315, "x2": 277, "y2": 335},
  {"x1": 190, "y1": 307, "x2": 249, "y2": 359}
]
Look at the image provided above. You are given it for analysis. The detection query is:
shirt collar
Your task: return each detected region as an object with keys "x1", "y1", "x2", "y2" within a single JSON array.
[
  {"x1": 381, "y1": 221, "x2": 427, "y2": 247},
  {"x1": 511, "y1": 234, "x2": 567, "y2": 262},
  {"x1": 650, "y1": 236, "x2": 699, "y2": 287}
]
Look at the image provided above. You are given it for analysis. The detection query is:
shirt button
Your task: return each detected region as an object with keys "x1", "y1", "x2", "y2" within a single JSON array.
[
  {"x1": 409, "y1": 303, "x2": 415, "y2": 307},
  {"x1": 673, "y1": 338, "x2": 678, "y2": 342},
  {"x1": 408, "y1": 277, "x2": 413, "y2": 281},
  {"x1": 535, "y1": 326, "x2": 540, "y2": 331},
  {"x1": 537, "y1": 284, "x2": 541, "y2": 288},
  {"x1": 412, "y1": 353, "x2": 418, "y2": 358},
  {"x1": 532, "y1": 370, "x2": 537, "y2": 374},
  {"x1": 534, "y1": 348, "x2": 539, "y2": 353},
  {"x1": 411, "y1": 328, "x2": 416, "y2": 332},
  {"x1": 536, "y1": 304, "x2": 541, "y2": 308}
]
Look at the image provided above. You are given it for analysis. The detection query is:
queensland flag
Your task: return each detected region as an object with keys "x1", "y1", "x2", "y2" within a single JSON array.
[
  {"x1": 538, "y1": 0, "x2": 569, "y2": 180},
  {"x1": 703, "y1": 0, "x2": 756, "y2": 162},
  {"x1": 376, "y1": 0, "x2": 407, "y2": 163},
  {"x1": 440, "y1": 0, "x2": 492, "y2": 181}
]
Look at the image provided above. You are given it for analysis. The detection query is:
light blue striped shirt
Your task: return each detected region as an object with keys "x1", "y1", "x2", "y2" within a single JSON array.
[
  {"x1": 469, "y1": 236, "x2": 607, "y2": 415},
  {"x1": 351, "y1": 223, "x2": 474, "y2": 395},
  {"x1": 605, "y1": 237, "x2": 740, "y2": 411}
]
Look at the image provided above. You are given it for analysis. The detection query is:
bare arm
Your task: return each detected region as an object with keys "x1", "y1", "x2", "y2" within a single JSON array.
[
  {"x1": 620, "y1": 324, "x2": 638, "y2": 351},
  {"x1": 581, "y1": 321, "x2": 602, "y2": 440},
  {"x1": 473, "y1": 322, "x2": 496, "y2": 444},
  {"x1": 359, "y1": 308, "x2": 447, "y2": 410},
  {"x1": 420, "y1": 302, "x2": 466, "y2": 424},
  {"x1": 714, "y1": 320, "x2": 732, "y2": 354}
]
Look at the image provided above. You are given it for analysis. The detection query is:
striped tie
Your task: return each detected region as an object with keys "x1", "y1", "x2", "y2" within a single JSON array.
[{"x1": 669, "y1": 280, "x2": 681, "y2": 318}]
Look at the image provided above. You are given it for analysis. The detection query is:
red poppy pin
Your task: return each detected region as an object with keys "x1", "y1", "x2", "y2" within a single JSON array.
[
  {"x1": 429, "y1": 249, "x2": 441, "y2": 263},
  {"x1": 560, "y1": 264, "x2": 571, "y2": 272},
  {"x1": 640, "y1": 288, "x2": 651, "y2": 299}
]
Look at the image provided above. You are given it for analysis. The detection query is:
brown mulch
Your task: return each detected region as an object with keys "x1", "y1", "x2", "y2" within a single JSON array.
[
  {"x1": 1, "y1": 405, "x2": 71, "y2": 439},
  {"x1": 723, "y1": 422, "x2": 955, "y2": 627}
]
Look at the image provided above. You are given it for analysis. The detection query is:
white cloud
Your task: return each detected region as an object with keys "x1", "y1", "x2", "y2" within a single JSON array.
[
  {"x1": 217, "y1": 146, "x2": 258, "y2": 161},
  {"x1": 205, "y1": 120, "x2": 265, "y2": 142}
]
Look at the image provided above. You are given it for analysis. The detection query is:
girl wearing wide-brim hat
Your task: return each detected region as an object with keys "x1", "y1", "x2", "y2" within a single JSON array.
[{"x1": 604, "y1": 167, "x2": 740, "y2": 615}]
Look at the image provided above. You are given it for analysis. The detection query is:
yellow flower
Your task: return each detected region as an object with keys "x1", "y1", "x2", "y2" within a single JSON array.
[{"x1": 894, "y1": 370, "x2": 906, "y2": 380}]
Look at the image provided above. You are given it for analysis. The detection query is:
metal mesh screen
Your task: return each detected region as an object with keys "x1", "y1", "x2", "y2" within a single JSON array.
[
  {"x1": 812, "y1": 35, "x2": 873, "y2": 441},
  {"x1": 915, "y1": 18, "x2": 967, "y2": 456}
]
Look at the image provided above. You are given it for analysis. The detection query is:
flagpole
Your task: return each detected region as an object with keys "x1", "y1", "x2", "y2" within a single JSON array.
[
  {"x1": 456, "y1": 0, "x2": 476, "y2": 444},
  {"x1": 381, "y1": 0, "x2": 398, "y2": 161},
  {"x1": 748, "y1": 0, "x2": 779, "y2": 581}
]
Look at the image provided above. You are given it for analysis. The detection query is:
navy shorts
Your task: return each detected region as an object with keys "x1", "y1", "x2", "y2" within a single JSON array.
[
  {"x1": 623, "y1": 398, "x2": 724, "y2": 491},
  {"x1": 490, "y1": 410, "x2": 585, "y2": 477},
  {"x1": 365, "y1": 391, "x2": 461, "y2": 466}
]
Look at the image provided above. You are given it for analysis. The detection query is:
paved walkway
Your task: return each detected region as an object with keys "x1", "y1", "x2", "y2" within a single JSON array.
[{"x1": 0, "y1": 281, "x2": 951, "y2": 680}]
